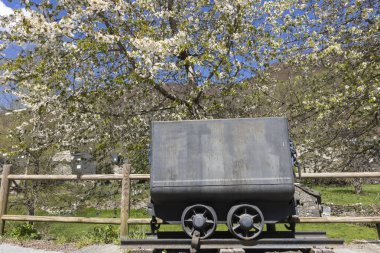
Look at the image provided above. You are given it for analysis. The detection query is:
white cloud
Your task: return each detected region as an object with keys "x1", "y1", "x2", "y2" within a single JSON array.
[
  {"x1": 0, "y1": 1, "x2": 31, "y2": 33},
  {"x1": 0, "y1": 1, "x2": 14, "y2": 32},
  {"x1": 0, "y1": 1, "x2": 14, "y2": 16}
]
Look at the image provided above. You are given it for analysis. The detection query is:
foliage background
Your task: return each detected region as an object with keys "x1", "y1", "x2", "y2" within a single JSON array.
[{"x1": 0, "y1": 0, "x2": 378, "y2": 222}]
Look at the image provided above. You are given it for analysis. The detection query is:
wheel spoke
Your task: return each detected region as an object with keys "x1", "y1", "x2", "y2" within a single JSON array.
[
  {"x1": 253, "y1": 224, "x2": 261, "y2": 231},
  {"x1": 233, "y1": 224, "x2": 240, "y2": 231},
  {"x1": 206, "y1": 219, "x2": 214, "y2": 224}
]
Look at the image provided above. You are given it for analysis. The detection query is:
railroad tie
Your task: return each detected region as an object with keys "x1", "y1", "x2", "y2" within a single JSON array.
[
  {"x1": 310, "y1": 248, "x2": 335, "y2": 253},
  {"x1": 219, "y1": 249, "x2": 245, "y2": 253}
]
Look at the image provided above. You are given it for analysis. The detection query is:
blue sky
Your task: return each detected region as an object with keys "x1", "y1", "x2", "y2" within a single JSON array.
[{"x1": 0, "y1": 1, "x2": 23, "y2": 109}]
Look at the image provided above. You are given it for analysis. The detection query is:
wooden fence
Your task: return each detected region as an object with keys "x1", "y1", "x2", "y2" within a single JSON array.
[{"x1": 0, "y1": 164, "x2": 379, "y2": 240}]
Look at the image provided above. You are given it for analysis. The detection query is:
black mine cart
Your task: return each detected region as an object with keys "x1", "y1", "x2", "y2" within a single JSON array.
[{"x1": 122, "y1": 117, "x2": 343, "y2": 252}]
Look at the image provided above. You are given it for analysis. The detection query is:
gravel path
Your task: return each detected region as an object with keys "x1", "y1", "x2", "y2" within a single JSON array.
[
  {"x1": 0, "y1": 242, "x2": 379, "y2": 253},
  {"x1": 0, "y1": 244, "x2": 122, "y2": 253},
  {"x1": 0, "y1": 244, "x2": 60, "y2": 253},
  {"x1": 333, "y1": 242, "x2": 380, "y2": 253}
]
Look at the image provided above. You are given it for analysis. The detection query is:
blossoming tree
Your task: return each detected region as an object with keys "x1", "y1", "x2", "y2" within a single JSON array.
[{"x1": 0, "y1": 0, "x2": 378, "y2": 179}]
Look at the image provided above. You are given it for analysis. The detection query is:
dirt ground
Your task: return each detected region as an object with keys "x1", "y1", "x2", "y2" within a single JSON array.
[{"x1": 0, "y1": 239, "x2": 379, "y2": 253}]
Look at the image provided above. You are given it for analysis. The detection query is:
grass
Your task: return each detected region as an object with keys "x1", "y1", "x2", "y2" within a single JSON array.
[
  {"x1": 298, "y1": 183, "x2": 380, "y2": 242},
  {"x1": 313, "y1": 184, "x2": 380, "y2": 206},
  {"x1": 34, "y1": 208, "x2": 149, "y2": 244},
  {"x1": 296, "y1": 223, "x2": 378, "y2": 242},
  {"x1": 2, "y1": 183, "x2": 379, "y2": 244}
]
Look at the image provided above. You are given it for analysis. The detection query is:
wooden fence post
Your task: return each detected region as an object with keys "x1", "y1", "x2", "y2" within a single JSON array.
[
  {"x1": 0, "y1": 164, "x2": 11, "y2": 235},
  {"x1": 120, "y1": 163, "x2": 131, "y2": 240}
]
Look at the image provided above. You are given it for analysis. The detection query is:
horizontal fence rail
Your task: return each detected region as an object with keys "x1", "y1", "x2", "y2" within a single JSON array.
[
  {"x1": 0, "y1": 174, "x2": 150, "y2": 180},
  {"x1": 2, "y1": 215, "x2": 380, "y2": 224},
  {"x1": 1, "y1": 172, "x2": 379, "y2": 181},
  {"x1": 125, "y1": 216, "x2": 380, "y2": 224},
  {"x1": 1, "y1": 215, "x2": 121, "y2": 224},
  {"x1": 0, "y1": 164, "x2": 379, "y2": 240},
  {"x1": 297, "y1": 172, "x2": 380, "y2": 178}
]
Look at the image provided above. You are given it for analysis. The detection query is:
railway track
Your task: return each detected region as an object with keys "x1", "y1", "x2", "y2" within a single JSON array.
[{"x1": 121, "y1": 231, "x2": 344, "y2": 252}]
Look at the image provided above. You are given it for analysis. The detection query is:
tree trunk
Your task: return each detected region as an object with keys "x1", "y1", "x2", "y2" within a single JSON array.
[
  {"x1": 24, "y1": 180, "x2": 36, "y2": 225},
  {"x1": 353, "y1": 178, "x2": 363, "y2": 195}
]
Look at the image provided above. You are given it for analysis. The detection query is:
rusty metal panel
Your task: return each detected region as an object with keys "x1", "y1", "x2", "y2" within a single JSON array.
[{"x1": 151, "y1": 118, "x2": 293, "y2": 184}]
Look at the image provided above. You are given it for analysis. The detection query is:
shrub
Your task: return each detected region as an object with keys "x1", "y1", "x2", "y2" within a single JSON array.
[
  {"x1": 86, "y1": 225, "x2": 118, "y2": 244},
  {"x1": 9, "y1": 223, "x2": 41, "y2": 240}
]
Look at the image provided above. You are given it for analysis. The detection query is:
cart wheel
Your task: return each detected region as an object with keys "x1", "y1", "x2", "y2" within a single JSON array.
[
  {"x1": 181, "y1": 204, "x2": 217, "y2": 239},
  {"x1": 227, "y1": 204, "x2": 264, "y2": 240}
]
